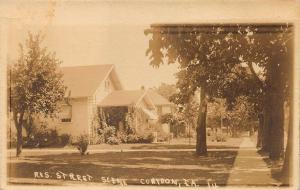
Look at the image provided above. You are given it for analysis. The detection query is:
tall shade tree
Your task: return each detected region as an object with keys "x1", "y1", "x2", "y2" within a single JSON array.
[
  {"x1": 145, "y1": 25, "x2": 244, "y2": 155},
  {"x1": 234, "y1": 25, "x2": 293, "y2": 160},
  {"x1": 9, "y1": 32, "x2": 66, "y2": 156},
  {"x1": 145, "y1": 24, "x2": 293, "y2": 158}
]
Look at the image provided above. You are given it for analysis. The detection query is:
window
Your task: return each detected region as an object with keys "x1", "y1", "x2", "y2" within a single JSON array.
[
  {"x1": 104, "y1": 79, "x2": 110, "y2": 91},
  {"x1": 61, "y1": 118, "x2": 71, "y2": 122},
  {"x1": 61, "y1": 105, "x2": 72, "y2": 122}
]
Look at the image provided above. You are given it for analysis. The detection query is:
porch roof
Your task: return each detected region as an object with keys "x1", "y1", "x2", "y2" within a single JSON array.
[
  {"x1": 147, "y1": 90, "x2": 173, "y2": 106},
  {"x1": 99, "y1": 90, "x2": 146, "y2": 107},
  {"x1": 99, "y1": 90, "x2": 173, "y2": 107}
]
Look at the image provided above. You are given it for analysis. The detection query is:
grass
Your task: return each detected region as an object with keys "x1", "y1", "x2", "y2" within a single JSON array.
[{"x1": 8, "y1": 150, "x2": 238, "y2": 186}]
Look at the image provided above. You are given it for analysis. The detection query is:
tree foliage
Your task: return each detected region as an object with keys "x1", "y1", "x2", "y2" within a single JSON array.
[
  {"x1": 154, "y1": 83, "x2": 177, "y2": 101},
  {"x1": 145, "y1": 24, "x2": 292, "y2": 105},
  {"x1": 11, "y1": 33, "x2": 66, "y2": 117},
  {"x1": 145, "y1": 24, "x2": 292, "y2": 158},
  {"x1": 10, "y1": 32, "x2": 66, "y2": 156},
  {"x1": 223, "y1": 96, "x2": 257, "y2": 136}
]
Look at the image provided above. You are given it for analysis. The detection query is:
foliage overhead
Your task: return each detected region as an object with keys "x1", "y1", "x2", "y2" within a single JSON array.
[{"x1": 145, "y1": 24, "x2": 293, "y2": 108}]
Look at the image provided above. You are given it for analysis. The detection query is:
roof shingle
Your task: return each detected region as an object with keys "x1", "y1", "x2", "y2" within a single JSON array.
[
  {"x1": 99, "y1": 90, "x2": 173, "y2": 107},
  {"x1": 61, "y1": 64, "x2": 113, "y2": 98}
]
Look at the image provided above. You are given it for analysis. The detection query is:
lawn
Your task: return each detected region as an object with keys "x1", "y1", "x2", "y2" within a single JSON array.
[{"x1": 8, "y1": 150, "x2": 238, "y2": 186}]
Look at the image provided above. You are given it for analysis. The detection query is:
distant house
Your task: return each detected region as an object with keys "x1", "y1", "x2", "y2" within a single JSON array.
[
  {"x1": 54, "y1": 64, "x2": 174, "y2": 142},
  {"x1": 99, "y1": 89, "x2": 174, "y2": 134}
]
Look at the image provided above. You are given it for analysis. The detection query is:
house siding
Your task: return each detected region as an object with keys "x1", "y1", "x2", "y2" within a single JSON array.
[
  {"x1": 11, "y1": 98, "x2": 91, "y2": 138},
  {"x1": 88, "y1": 75, "x2": 117, "y2": 143},
  {"x1": 95, "y1": 75, "x2": 116, "y2": 103},
  {"x1": 56, "y1": 98, "x2": 89, "y2": 137}
]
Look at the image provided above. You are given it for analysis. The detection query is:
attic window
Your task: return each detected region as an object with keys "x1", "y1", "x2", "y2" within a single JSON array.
[{"x1": 61, "y1": 105, "x2": 72, "y2": 122}]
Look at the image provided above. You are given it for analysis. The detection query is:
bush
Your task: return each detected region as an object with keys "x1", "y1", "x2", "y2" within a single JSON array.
[
  {"x1": 127, "y1": 134, "x2": 139, "y2": 143},
  {"x1": 23, "y1": 129, "x2": 59, "y2": 148},
  {"x1": 97, "y1": 125, "x2": 126, "y2": 145},
  {"x1": 97, "y1": 125, "x2": 117, "y2": 143},
  {"x1": 75, "y1": 134, "x2": 89, "y2": 155},
  {"x1": 60, "y1": 134, "x2": 71, "y2": 146},
  {"x1": 94, "y1": 134, "x2": 105, "y2": 144},
  {"x1": 126, "y1": 133, "x2": 154, "y2": 144},
  {"x1": 216, "y1": 133, "x2": 227, "y2": 142},
  {"x1": 95, "y1": 124, "x2": 155, "y2": 144},
  {"x1": 116, "y1": 131, "x2": 128, "y2": 143},
  {"x1": 106, "y1": 136, "x2": 121, "y2": 145},
  {"x1": 140, "y1": 133, "x2": 155, "y2": 143},
  {"x1": 157, "y1": 131, "x2": 170, "y2": 142}
]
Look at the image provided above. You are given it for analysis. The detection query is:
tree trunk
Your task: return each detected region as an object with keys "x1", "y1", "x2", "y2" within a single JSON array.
[
  {"x1": 196, "y1": 87, "x2": 207, "y2": 156},
  {"x1": 261, "y1": 105, "x2": 271, "y2": 152},
  {"x1": 268, "y1": 52, "x2": 285, "y2": 160},
  {"x1": 269, "y1": 93, "x2": 284, "y2": 160},
  {"x1": 14, "y1": 112, "x2": 24, "y2": 157},
  {"x1": 256, "y1": 113, "x2": 263, "y2": 148},
  {"x1": 281, "y1": 104, "x2": 293, "y2": 185},
  {"x1": 232, "y1": 126, "x2": 238, "y2": 137},
  {"x1": 281, "y1": 37, "x2": 293, "y2": 184},
  {"x1": 16, "y1": 124, "x2": 23, "y2": 156}
]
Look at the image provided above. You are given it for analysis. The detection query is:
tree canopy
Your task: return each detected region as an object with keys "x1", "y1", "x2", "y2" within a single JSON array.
[
  {"x1": 145, "y1": 23, "x2": 293, "y2": 158},
  {"x1": 10, "y1": 32, "x2": 66, "y2": 156}
]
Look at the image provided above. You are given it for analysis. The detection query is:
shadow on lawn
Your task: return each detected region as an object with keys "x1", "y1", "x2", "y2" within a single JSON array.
[
  {"x1": 8, "y1": 150, "x2": 238, "y2": 186},
  {"x1": 257, "y1": 150, "x2": 284, "y2": 184},
  {"x1": 131, "y1": 144, "x2": 240, "y2": 150}
]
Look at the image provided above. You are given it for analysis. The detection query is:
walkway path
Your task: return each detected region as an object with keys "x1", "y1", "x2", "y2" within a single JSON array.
[{"x1": 227, "y1": 137, "x2": 280, "y2": 186}]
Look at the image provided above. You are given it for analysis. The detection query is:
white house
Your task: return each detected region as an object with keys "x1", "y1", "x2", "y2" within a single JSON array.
[
  {"x1": 55, "y1": 64, "x2": 174, "y2": 141},
  {"x1": 8, "y1": 64, "x2": 174, "y2": 143},
  {"x1": 54, "y1": 64, "x2": 123, "y2": 138}
]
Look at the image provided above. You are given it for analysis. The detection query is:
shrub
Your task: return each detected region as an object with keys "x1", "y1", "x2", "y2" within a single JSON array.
[
  {"x1": 23, "y1": 128, "x2": 58, "y2": 148},
  {"x1": 140, "y1": 133, "x2": 155, "y2": 143},
  {"x1": 94, "y1": 134, "x2": 105, "y2": 144},
  {"x1": 36, "y1": 129, "x2": 58, "y2": 147},
  {"x1": 157, "y1": 131, "x2": 170, "y2": 142},
  {"x1": 96, "y1": 124, "x2": 155, "y2": 144},
  {"x1": 96, "y1": 125, "x2": 125, "y2": 145},
  {"x1": 97, "y1": 125, "x2": 117, "y2": 143},
  {"x1": 24, "y1": 131, "x2": 71, "y2": 148},
  {"x1": 126, "y1": 133, "x2": 154, "y2": 144},
  {"x1": 75, "y1": 134, "x2": 89, "y2": 155},
  {"x1": 60, "y1": 134, "x2": 71, "y2": 146},
  {"x1": 23, "y1": 136, "x2": 39, "y2": 148},
  {"x1": 106, "y1": 136, "x2": 121, "y2": 145},
  {"x1": 126, "y1": 134, "x2": 140, "y2": 143},
  {"x1": 216, "y1": 133, "x2": 227, "y2": 142},
  {"x1": 116, "y1": 131, "x2": 128, "y2": 143}
]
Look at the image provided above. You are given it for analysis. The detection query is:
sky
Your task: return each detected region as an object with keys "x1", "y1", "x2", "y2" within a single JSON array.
[
  {"x1": 1, "y1": 0, "x2": 299, "y2": 90},
  {"x1": 3, "y1": 1, "x2": 183, "y2": 90}
]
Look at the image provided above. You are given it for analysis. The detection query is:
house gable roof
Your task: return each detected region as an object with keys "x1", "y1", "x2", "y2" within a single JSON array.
[
  {"x1": 147, "y1": 90, "x2": 173, "y2": 106},
  {"x1": 61, "y1": 64, "x2": 122, "y2": 98},
  {"x1": 99, "y1": 89, "x2": 173, "y2": 107},
  {"x1": 99, "y1": 90, "x2": 146, "y2": 107}
]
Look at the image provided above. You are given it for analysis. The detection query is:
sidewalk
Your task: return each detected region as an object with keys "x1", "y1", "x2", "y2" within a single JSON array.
[{"x1": 227, "y1": 137, "x2": 280, "y2": 186}]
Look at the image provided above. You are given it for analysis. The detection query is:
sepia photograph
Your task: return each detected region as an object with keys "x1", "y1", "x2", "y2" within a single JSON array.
[{"x1": 0, "y1": 1, "x2": 299, "y2": 189}]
